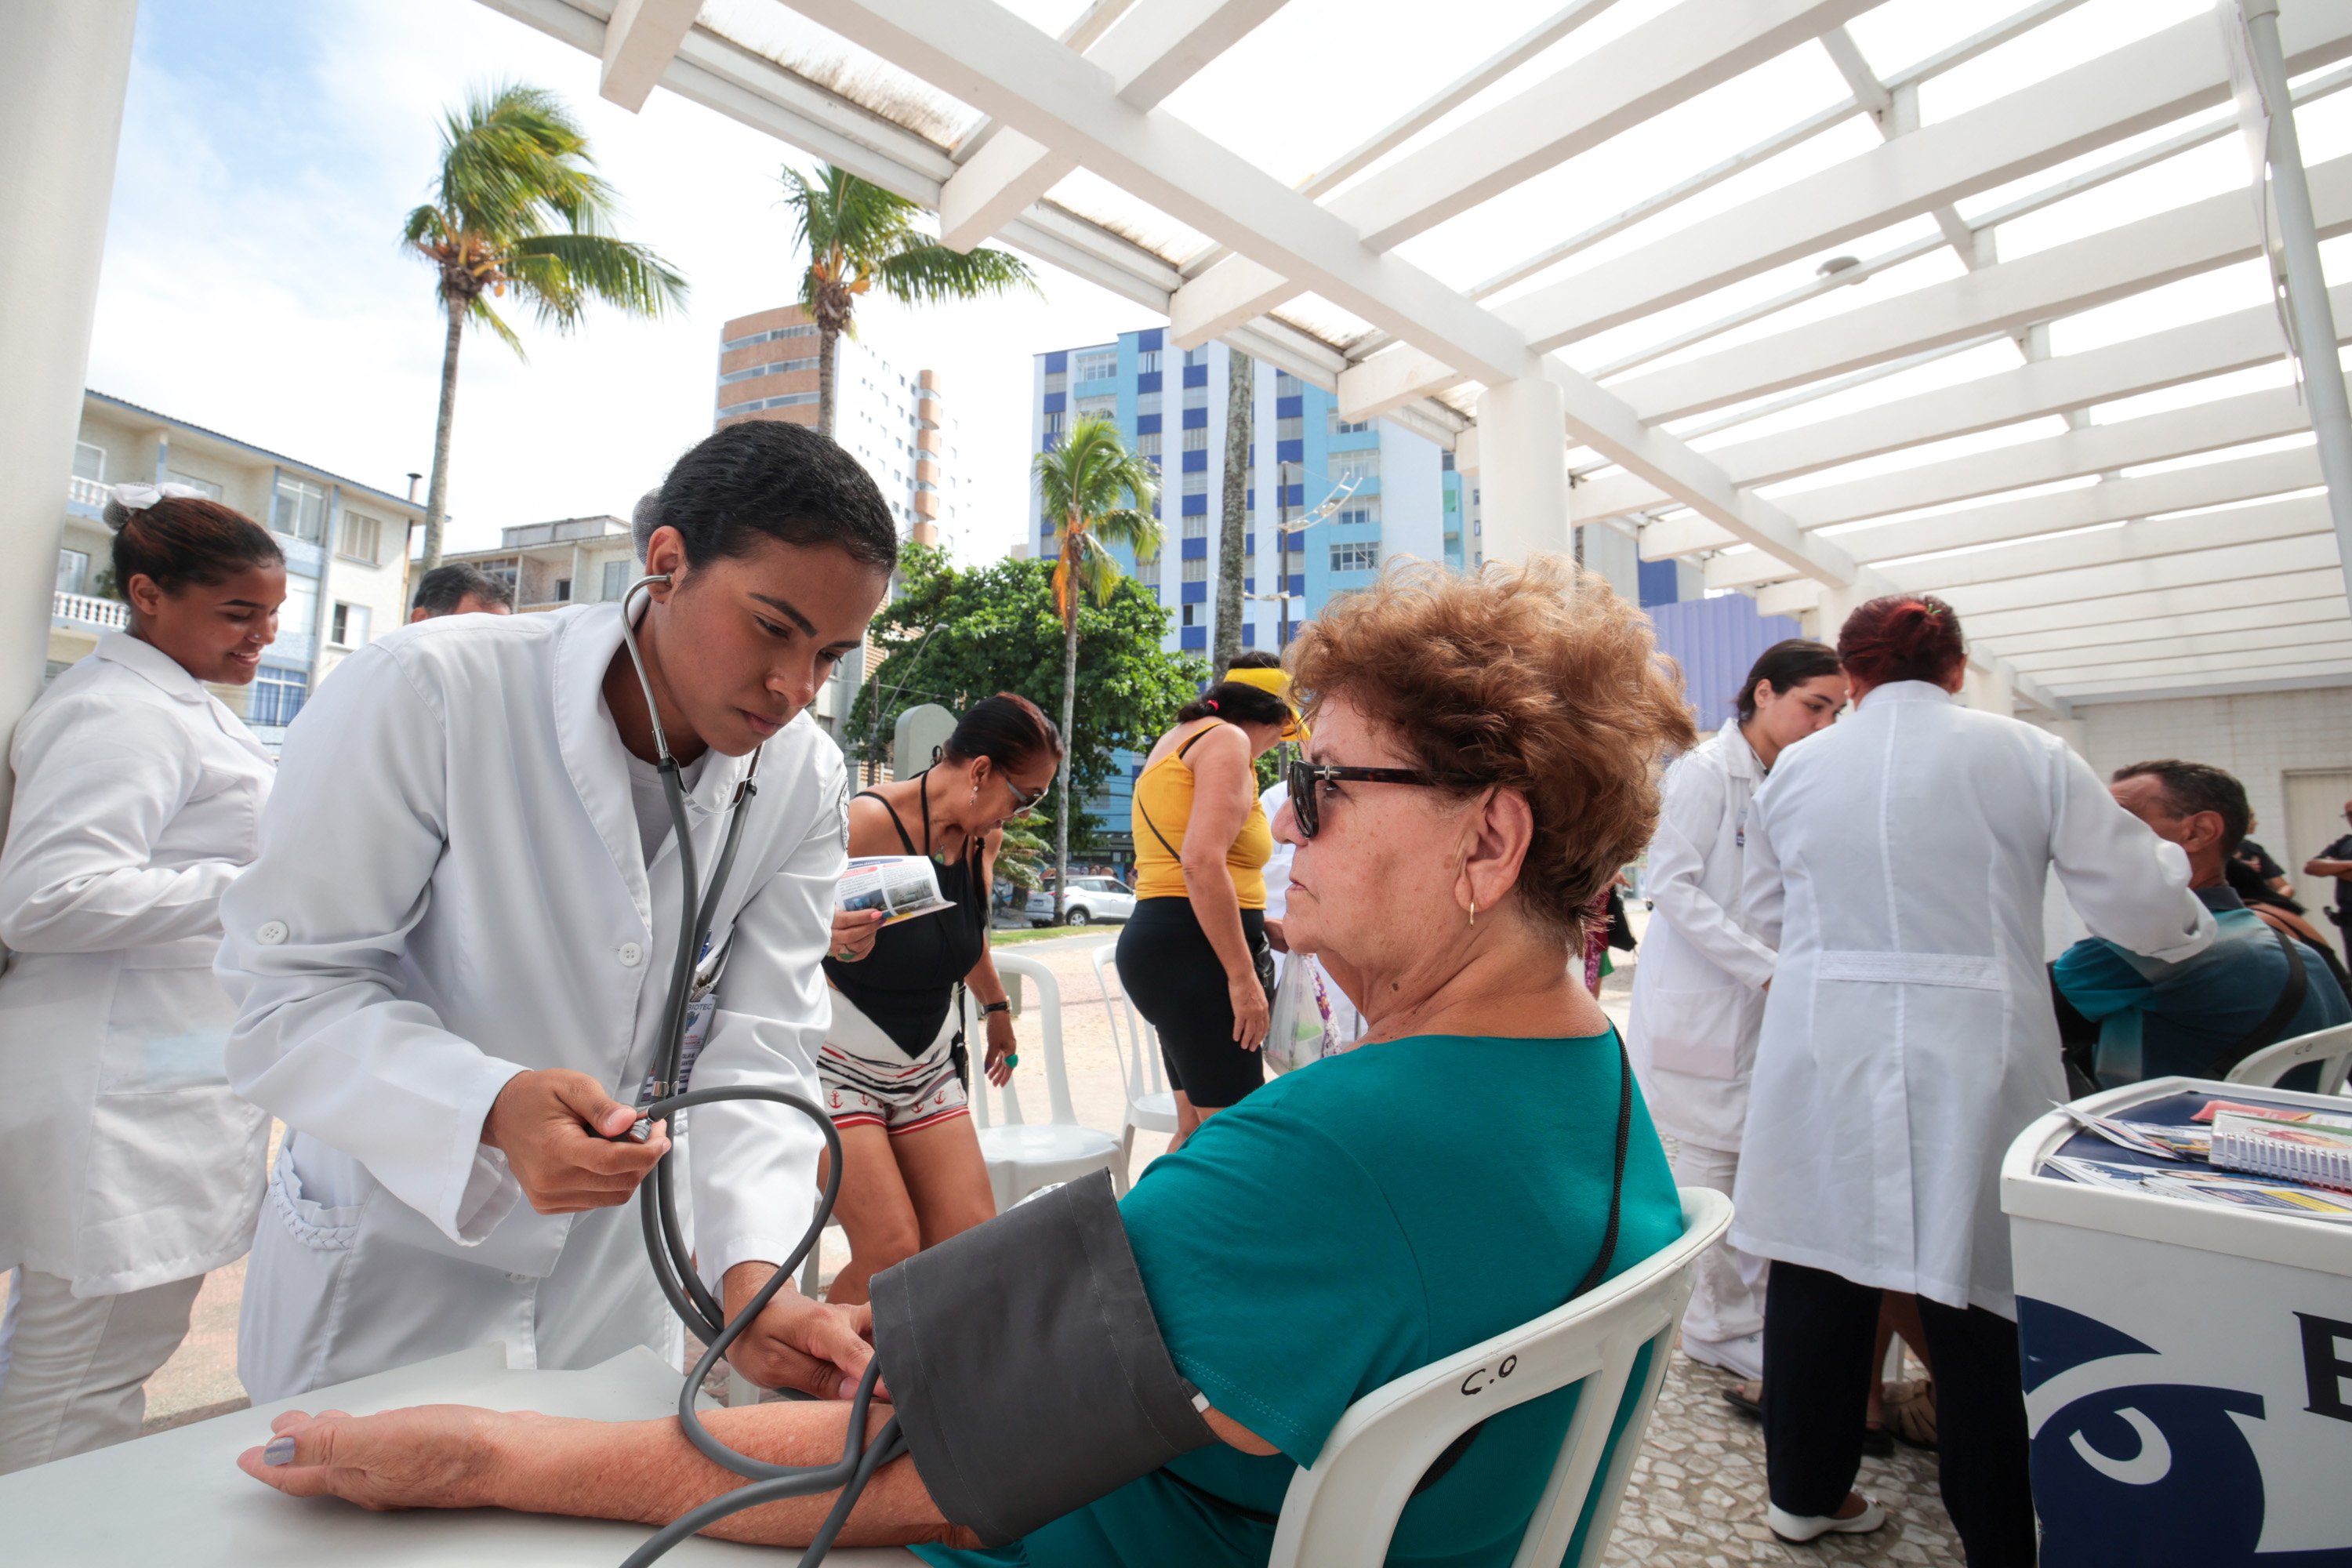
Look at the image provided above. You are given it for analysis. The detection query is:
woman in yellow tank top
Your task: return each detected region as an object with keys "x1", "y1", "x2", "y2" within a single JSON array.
[{"x1": 1115, "y1": 663, "x2": 1297, "y2": 1142}]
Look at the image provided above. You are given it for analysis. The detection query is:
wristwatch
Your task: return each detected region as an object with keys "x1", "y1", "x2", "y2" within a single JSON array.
[{"x1": 980, "y1": 1000, "x2": 1011, "y2": 1016}]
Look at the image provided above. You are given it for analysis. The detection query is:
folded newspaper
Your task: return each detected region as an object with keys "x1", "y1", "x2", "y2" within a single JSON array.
[
  {"x1": 837, "y1": 855, "x2": 954, "y2": 926},
  {"x1": 2045, "y1": 1153, "x2": 2352, "y2": 1223},
  {"x1": 2059, "y1": 1105, "x2": 2211, "y2": 1162}
]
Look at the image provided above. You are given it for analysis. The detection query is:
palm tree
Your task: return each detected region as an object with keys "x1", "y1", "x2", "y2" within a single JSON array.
[
  {"x1": 405, "y1": 82, "x2": 687, "y2": 572},
  {"x1": 1033, "y1": 416, "x2": 1163, "y2": 923},
  {"x1": 779, "y1": 164, "x2": 1036, "y2": 441},
  {"x1": 1212, "y1": 347, "x2": 1253, "y2": 677}
]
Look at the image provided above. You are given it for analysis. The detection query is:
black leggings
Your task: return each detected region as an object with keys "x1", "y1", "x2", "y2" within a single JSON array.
[
  {"x1": 1762, "y1": 1260, "x2": 2036, "y2": 1567},
  {"x1": 1115, "y1": 898, "x2": 1266, "y2": 1110}
]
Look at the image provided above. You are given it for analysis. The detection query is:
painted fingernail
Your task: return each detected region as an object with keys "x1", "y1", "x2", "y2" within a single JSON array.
[{"x1": 263, "y1": 1435, "x2": 298, "y2": 1467}]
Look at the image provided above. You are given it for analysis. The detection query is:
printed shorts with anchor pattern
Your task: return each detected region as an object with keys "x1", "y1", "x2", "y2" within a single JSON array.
[{"x1": 818, "y1": 984, "x2": 970, "y2": 1135}]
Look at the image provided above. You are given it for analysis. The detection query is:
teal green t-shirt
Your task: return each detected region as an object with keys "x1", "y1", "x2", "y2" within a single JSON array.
[{"x1": 913, "y1": 1030, "x2": 1683, "y2": 1568}]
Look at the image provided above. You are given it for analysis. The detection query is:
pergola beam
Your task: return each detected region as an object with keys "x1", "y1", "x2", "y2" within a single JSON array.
[
  {"x1": 2012, "y1": 623, "x2": 2352, "y2": 677},
  {"x1": 2061, "y1": 666, "x2": 2352, "y2": 703},
  {"x1": 597, "y1": 0, "x2": 704, "y2": 111},
  {"x1": 1880, "y1": 491, "x2": 2332, "y2": 596},
  {"x1": 1501, "y1": 5, "x2": 2352, "y2": 352},
  {"x1": 1994, "y1": 601, "x2": 2350, "y2": 659},
  {"x1": 2031, "y1": 641, "x2": 2352, "y2": 687},
  {"x1": 1327, "y1": 0, "x2": 1878, "y2": 255},
  {"x1": 1929, "y1": 532, "x2": 2339, "y2": 616},
  {"x1": 1958, "y1": 568, "x2": 2347, "y2": 642}
]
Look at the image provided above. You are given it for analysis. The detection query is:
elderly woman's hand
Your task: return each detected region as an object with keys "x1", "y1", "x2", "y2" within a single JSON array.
[
  {"x1": 238, "y1": 1404, "x2": 505, "y2": 1511},
  {"x1": 1229, "y1": 968, "x2": 1270, "y2": 1051}
]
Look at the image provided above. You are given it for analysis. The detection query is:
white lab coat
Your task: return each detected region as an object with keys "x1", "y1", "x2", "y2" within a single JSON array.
[
  {"x1": 1625, "y1": 726, "x2": 1776, "y2": 1152},
  {"x1": 1731, "y1": 682, "x2": 2212, "y2": 1316},
  {"x1": 219, "y1": 605, "x2": 841, "y2": 1399},
  {"x1": 0, "y1": 633, "x2": 274, "y2": 1298}
]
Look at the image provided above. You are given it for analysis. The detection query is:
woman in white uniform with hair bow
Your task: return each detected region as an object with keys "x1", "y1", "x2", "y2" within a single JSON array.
[{"x1": 0, "y1": 484, "x2": 285, "y2": 1471}]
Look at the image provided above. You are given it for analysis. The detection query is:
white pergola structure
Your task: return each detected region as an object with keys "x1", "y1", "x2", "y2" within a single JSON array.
[{"x1": 474, "y1": 0, "x2": 2352, "y2": 724}]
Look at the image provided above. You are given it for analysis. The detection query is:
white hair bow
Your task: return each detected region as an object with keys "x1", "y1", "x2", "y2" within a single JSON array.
[{"x1": 103, "y1": 481, "x2": 208, "y2": 528}]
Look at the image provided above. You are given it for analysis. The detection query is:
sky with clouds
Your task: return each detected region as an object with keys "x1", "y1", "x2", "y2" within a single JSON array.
[{"x1": 87, "y1": 0, "x2": 1148, "y2": 565}]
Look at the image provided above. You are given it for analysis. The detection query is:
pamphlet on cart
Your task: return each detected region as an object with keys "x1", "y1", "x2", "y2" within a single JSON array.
[{"x1": 837, "y1": 855, "x2": 953, "y2": 926}]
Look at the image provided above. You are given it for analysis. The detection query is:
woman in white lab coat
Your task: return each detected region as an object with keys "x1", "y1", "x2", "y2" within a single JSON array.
[
  {"x1": 1627, "y1": 637, "x2": 1845, "y2": 1382},
  {"x1": 0, "y1": 485, "x2": 285, "y2": 1472},
  {"x1": 1734, "y1": 594, "x2": 2211, "y2": 1563},
  {"x1": 219, "y1": 423, "x2": 891, "y2": 1405}
]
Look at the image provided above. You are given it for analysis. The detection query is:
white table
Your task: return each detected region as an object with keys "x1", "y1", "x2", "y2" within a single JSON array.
[{"x1": 0, "y1": 1343, "x2": 924, "y2": 1566}]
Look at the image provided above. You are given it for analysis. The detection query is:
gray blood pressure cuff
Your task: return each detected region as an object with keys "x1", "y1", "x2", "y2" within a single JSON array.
[{"x1": 869, "y1": 1170, "x2": 1216, "y2": 1544}]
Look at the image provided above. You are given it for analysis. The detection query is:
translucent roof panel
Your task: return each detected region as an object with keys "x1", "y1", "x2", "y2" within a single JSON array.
[{"x1": 699, "y1": 0, "x2": 981, "y2": 147}]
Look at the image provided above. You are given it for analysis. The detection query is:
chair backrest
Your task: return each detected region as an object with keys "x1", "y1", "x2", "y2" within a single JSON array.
[
  {"x1": 2227, "y1": 1020, "x2": 2352, "y2": 1094},
  {"x1": 1268, "y1": 1188, "x2": 1733, "y2": 1568},
  {"x1": 1088, "y1": 942, "x2": 1166, "y2": 1109},
  {"x1": 967, "y1": 952, "x2": 1079, "y2": 1130}
]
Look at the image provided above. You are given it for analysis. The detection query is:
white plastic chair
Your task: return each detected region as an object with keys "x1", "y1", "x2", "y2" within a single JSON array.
[
  {"x1": 971, "y1": 952, "x2": 1122, "y2": 1211},
  {"x1": 1268, "y1": 1188, "x2": 1733, "y2": 1568},
  {"x1": 2226, "y1": 1020, "x2": 2352, "y2": 1094},
  {"x1": 1090, "y1": 942, "x2": 1178, "y2": 1192}
]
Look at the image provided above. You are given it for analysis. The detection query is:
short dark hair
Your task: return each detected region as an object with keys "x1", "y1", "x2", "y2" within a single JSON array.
[
  {"x1": 1838, "y1": 593, "x2": 1966, "y2": 688},
  {"x1": 943, "y1": 693, "x2": 1062, "y2": 775},
  {"x1": 1735, "y1": 638, "x2": 1843, "y2": 721},
  {"x1": 411, "y1": 562, "x2": 515, "y2": 616},
  {"x1": 1227, "y1": 650, "x2": 1283, "y2": 670},
  {"x1": 2113, "y1": 759, "x2": 2252, "y2": 855},
  {"x1": 1178, "y1": 679, "x2": 1289, "y2": 728},
  {"x1": 103, "y1": 495, "x2": 281, "y2": 597},
  {"x1": 650, "y1": 422, "x2": 896, "y2": 573}
]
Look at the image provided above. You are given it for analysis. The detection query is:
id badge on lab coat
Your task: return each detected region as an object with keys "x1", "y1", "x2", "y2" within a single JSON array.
[{"x1": 634, "y1": 994, "x2": 718, "y2": 1135}]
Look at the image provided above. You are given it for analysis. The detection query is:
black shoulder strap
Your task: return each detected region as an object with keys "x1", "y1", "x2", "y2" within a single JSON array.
[
  {"x1": 1136, "y1": 724, "x2": 1219, "y2": 865},
  {"x1": 855, "y1": 789, "x2": 920, "y2": 856},
  {"x1": 1414, "y1": 1033, "x2": 1635, "y2": 1496},
  {"x1": 2209, "y1": 924, "x2": 2308, "y2": 1079}
]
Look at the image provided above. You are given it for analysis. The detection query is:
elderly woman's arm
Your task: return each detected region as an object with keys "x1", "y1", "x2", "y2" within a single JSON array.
[{"x1": 237, "y1": 1395, "x2": 1276, "y2": 1541}]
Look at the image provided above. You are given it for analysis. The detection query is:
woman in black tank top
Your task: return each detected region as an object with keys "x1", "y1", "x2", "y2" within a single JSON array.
[{"x1": 816, "y1": 694, "x2": 1062, "y2": 1305}]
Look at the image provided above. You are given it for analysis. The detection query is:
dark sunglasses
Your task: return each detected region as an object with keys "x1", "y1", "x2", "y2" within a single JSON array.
[
  {"x1": 1004, "y1": 775, "x2": 1045, "y2": 817},
  {"x1": 1287, "y1": 758, "x2": 1483, "y2": 838}
]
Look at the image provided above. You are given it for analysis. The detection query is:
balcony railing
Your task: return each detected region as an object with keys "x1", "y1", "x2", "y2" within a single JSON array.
[
  {"x1": 67, "y1": 476, "x2": 108, "y2": 516},
  {"x1": 56, "y1": 591, "x2": 128, "y2": 630}
]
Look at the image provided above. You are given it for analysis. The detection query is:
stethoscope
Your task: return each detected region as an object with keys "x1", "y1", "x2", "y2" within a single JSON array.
[{"x1": 613, "y1": 574, "x2": 904, "y2": 1567}]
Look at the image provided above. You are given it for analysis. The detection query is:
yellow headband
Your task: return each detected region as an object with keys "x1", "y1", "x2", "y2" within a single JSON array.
[{"x1": 1222, "y1": 666, "x2": 1308, "y2": 743}]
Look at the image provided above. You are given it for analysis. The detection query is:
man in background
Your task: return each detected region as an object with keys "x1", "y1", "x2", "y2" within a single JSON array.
[
  {"x1": 2303, "y1": 798, "x2": 2352, "y2": 950},
  {"x1": 407, "y1": 563, "x2": 514, "y2": 622},
  {"x1": 2055, "y1": 760, "x2": 2348, "y2": 1091}
]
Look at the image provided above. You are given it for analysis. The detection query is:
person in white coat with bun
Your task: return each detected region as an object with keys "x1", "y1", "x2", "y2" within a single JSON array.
[
  {"x1": 1627, "y1": 637, "x2": 1846, "y2": 1383},
  {"x1": 219, "y1": 423, "x2": 890, "y2": 1405},
  {"x1": 0, "y1": 485, "x2": 286, "y2": 1471},
  {"x1": 1734, "y1": 593, "x2": 2212, "y2": 1563}
]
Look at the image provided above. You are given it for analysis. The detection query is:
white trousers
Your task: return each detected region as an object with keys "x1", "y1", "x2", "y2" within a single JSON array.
[
  {"x1": 1671, "y1": 1142, "x2": 1768, "y2": 1345},
  {"x1": 0, "y1": 1267, "x2": 205, "y2": 1473}
]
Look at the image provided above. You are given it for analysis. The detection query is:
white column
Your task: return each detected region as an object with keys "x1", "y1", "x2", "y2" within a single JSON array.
[
  {"x1": 0, "y1": 0, "x2": 137, "y2": 751},
  {"x1": 2038, "y1": 717, "x2": 2090, "y2": 760},
  {"x1": 1810, "y1": 581, "x2": 1871, "y2": 648},
  {"x1": 1471, "y1": 379, "x2": 1570, "y2": 568}
]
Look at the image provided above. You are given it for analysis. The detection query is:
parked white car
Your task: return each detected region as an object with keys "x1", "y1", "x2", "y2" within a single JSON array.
[{"x1": 1026, "y1": 877, "x2": 1137, "y2": 927}]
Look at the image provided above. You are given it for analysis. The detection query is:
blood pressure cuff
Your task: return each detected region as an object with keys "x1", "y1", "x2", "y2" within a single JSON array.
[{"x1": 869, "y1": 1170, "x2": 1217, "y2": 1544}]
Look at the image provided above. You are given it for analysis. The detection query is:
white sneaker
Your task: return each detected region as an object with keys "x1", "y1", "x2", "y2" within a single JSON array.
[
  {"x1": 1682, "y1": 1329, "x2": 1765, "y2": 1381},
  {"x1": 1768, "y1": 1494, "x2": 1886, "y2": 1544}
]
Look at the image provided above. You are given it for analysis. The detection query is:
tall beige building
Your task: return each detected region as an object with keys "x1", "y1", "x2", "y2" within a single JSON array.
[{"x1": 714, "y1": 304, "x2": 956, "y2": 548}]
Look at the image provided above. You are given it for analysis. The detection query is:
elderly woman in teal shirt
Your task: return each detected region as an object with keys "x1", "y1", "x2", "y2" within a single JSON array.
[{"x1": 234, "y1": 558, "x2": 1697, "y2": 1568}]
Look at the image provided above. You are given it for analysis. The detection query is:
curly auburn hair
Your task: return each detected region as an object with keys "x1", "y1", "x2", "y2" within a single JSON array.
[{"x1": 1286, "y1": 557, "x2": 1695, "y2": 942}]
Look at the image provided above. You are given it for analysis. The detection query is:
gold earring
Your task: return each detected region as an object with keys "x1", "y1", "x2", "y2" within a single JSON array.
[{"x1": 1468, "y1": 900, "x2": 1477, "y2": 927}]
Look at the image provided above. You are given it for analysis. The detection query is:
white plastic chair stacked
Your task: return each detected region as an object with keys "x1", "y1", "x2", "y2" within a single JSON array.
[
  {"x1": 2224, "y1": 1020, "x2": 2352, "y2": 1094},
  {"x1": 1269, "y1": 1188, "x2": 1733, "y2": 1568},
  {"x1": 1090, "y1": 942, "x2": 1178, "y2": 1192},
  {"x1": 969, "y1": 951, "x2": 1122, "y2": 1211}
]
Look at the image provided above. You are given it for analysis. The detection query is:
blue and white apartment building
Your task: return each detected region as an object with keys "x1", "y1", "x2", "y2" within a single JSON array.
[{"x1": 1023, "y1": 328, "x2": 1466, "y2": 654}]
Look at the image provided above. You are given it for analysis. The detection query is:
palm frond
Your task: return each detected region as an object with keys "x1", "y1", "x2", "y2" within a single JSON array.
[
  {"x1": 875, "y1": 238, "x2": 1036, "y2": 306},
  {"x1": 465, "y1": 293, "x2": 528, "y2": 358},
  {"x1": 511, "y1": 233, "x2": 688, "y2": 328}
]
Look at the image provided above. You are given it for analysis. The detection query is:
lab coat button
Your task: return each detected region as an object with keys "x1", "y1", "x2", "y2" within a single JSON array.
[
  {"x1": 257, "y1": 920, "x2": 289, "y2": 946},
  {"x1": 619, "y1": 942, "x2": 644, "y2": 967}
]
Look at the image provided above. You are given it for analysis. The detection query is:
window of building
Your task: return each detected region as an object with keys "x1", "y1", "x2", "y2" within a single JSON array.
[
  {"x1": 166, "y1": 470, "x2": 223, "y2": 501},
  {"x1": 1276, "y1": 373, "x2": 1303, "y2": 397},
  {"x1": 1441, "y1": 452, "x2": 1455, "y2": 471},
  {"x1": 272, "y1": 477, "x2": 329, "y2": 543},
  {"x1": 1043, "y1": 411, "x2": 1065, "y2": 438},
  {"x1": 251, "y1": 664, "x2": 309, "y2": 727},
  {"x1": 554, "y1": 578, "x2": 573, "y2": 601},
  {"x1": 603, "y1": 560, "x2": 630, "y2": 601},
  {"x1": 720, "y1": 321, "x2": 816, "y2": 350},
  {"x1": 283, "y1": 576, "x2": 320, "y2": 637},
  {"x1": 56, "y1": 550, "x2": 89, "y2": 595},
  {"x1": 1074, "y1": 349, "x2": 1119, "y2": 382},
  {"x1": 1183, "y1": 514, "x2": 1208, "y2": 538},
  {"x1": 1181, "y1": 604, "x2": 1196, "y2": 626},
  {"x1": 1336, "y1": 499, "x2": 1380, "y2": 527},
  {"x1": 1136, "y1": 350, "x2": 1162, "y2": 373},
  {"x1": 1135, "y1": 430, "x2": 1161, "y2": 456},
  {"x1": 72, "y1": 442, "x2": 104, "y2": 481},
  {"x1": 1136, "y1": 392, "x2": 1163, "y2": 416},
  {"x1": 1184, "y1": 346, "x2": 1209, "y2": 367},
  {"x1": 1075, "y1": 394, "x2": 1118, "y2": 420},
  {"x1": 1043, "y1": 370, "x2": 1067, "y2": 395},
  {"x1": 1181, "y1": 385, "x2": 1208, "y2": 410},
  {"x1": 1330, "y1": 449, "x2": 1381, "y2": 487},
  {"x1": 1276, "y1": 416, "x2": 1303, "y2": 441},
  {"x1": 1182, "y1": 556, "x2": 1207, "y2": 582},
  {"x1": 329, "y1": 602, "x2": 372, "y2": 648},
  {"x1": 338, "y1": 510, "x2": 383, "y2": 564},
  {"x1": 1182, "y1": 426, "x2": 1208, "y2": 451},
  {"x1": 1331, "y1": 413, "x2": 1372, "y2": 434},
  {"x1": 1182, "y1": 470, "x2": 1208, "y2": 495},
  {"x1": 718, "y1": 357, "x2": 818, "y2": 385},
  {"x1": 1330, "y1": 540, "x2": 1381, "y2": 572}
]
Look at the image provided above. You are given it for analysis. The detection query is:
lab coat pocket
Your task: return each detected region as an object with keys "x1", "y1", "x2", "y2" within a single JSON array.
[
  {"x1": 81, "y1": 1080, "x2": 267, "y2": 1287},
  {"x1": 99, "y1": 951, "x2": 237, "y2": 1093},
  {"x1": 243, "y1": 1142, "x2": 369, "y2": 1401},
  {"x1": 267, "y1": 1140, "x2": 368, "y2": 1249},
  {"x1": 1641, "y1": 984, "x2": 1756, "y2": 1079}
]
